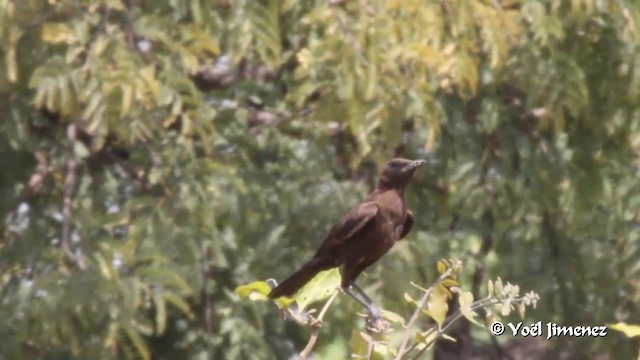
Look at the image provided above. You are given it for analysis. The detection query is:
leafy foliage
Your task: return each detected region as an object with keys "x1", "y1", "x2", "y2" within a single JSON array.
[
  {"x1": 237, "y1": 260, "x2": 538, "y2": 359},
  {"x1": 1, "y1": 0, "x2": 640, "y2": 359}
]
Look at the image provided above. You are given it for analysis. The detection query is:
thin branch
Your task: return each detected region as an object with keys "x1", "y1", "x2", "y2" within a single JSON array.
[
  {"x1": 409, "y1": 297, "x2": 530, "y2": 360},
  {"x1": 61, "y1": 123, "x2": 86, "y2": 270},
  {"x1": 394, "y1": 268, "x2": 453, "y2": 360},
  {"x1": 299, "y1": 291, "x2": 339, "y2": 360},
  {"x1": 281, "y1": 308, "x2": 310, "y2": 327}
]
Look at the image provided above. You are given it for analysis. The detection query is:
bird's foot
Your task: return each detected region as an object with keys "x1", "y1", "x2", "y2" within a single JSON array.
[
  {"x1": 282, "y1": 306, "x2": 312, "y2": 325},
  {"x1": 308, "y1": 315, "x2": 323, "y2": 329},
  {"x1": 368, "y1": 304, "x2": 382, "y2": 321},
  {"x1": 365, "y1": 305, "x2": 390, "y2": 333}
]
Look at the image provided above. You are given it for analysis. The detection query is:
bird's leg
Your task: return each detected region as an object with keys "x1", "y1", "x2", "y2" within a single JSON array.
[
  {"x1": 343, "y1": 284, "x2": 382, "y2": 321},
  {"x1": 343, "y1": 285, "x2": 372, "y2": 310},
  {"x1": 351, "y1": 283, "x2": 382, "y2": 320},
  {"x1": 351, "y1": 283, "x2": 374, "y2": 306}
]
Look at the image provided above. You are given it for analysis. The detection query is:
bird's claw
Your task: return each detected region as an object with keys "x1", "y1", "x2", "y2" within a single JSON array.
[
  {"x1": 369, "y1": 305, "x2": 381, "y2": 319},
  {"x1": 365, "y1": 305, "x2": 389, "y2": 333},
  {"x1": 308, "y1": 316, "x2": 323, "y2": 329}
]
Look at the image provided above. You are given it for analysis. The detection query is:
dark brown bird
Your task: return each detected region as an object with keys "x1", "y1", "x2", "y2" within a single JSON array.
[{"x1": 269, "y1": 158, "x2": 426, "y2": 317}]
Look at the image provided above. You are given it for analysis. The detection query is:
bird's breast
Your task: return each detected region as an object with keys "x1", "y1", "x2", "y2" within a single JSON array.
[
  {"x1": 377, "y1": 210, "x2": 406, "y2": 243},
  {"x1": 376, "y1": 192, "x2": 405, "y2": 220}
]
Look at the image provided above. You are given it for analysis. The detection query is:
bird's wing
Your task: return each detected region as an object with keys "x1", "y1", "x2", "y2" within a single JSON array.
[
  {"x1": 399, "y1": 210, "x2": 415, "y2": 239},
  {"x1": 316, "y1": 202, "x2": 379, "y2": 253}
]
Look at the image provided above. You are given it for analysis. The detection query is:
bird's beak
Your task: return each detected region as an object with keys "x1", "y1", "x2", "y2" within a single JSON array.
[{"x1": 403, "y1": 159, "x2": 427, "y2": 172}]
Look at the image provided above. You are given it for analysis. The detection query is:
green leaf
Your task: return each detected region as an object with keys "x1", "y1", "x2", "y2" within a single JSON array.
[
  {"x1": 458, "y1": 291, "x2": 481, "y2": 326},
  {"x1": 154, "y1": 291, "x2": 167, "y2": 335},
  {"x1": 95, "y1": 253, "x2": 113, "y2": 280},
  {"x1": 293, "y1": 268, "x2": 341, "y2": 311},
  {"x1": 609, "y1": 323, "x2": 640, "y2": 338},
  {"x1": 350, "y1": 330, "x2": 390, "y2": 360},
  {"x1": 124, "y1": 325, "x2": 151, "y2": 360},
  {"x1": 42, "y1": 22, "x2": 78, "y2": 44},
  {"x1": 163, "y1": 292, "x2": 194, "y2": 319},
  {"x1": 404, "y1": 292, "x2": 417, "y2": 304},
  {"x1": 494, "y1": 277, "x2": 504, "y2": 295},
  {"x1": 442, "y1": 278, "x2": 460, "y2": 288},
  {"x1": 381, "y1": 309, "x2": 405, "y2": 325},
  {"x1": 350, "y1": 329, "x2": 369, "y2": 358},
  {"x1": 121, "y1": 84, "x2": 133, "y2": 117},
  {"x1": 235, "y1": 281, "x2": 272, "y2": 301},
  {"x1": 426, "y1": 284, "x2": 449, "y2": 327},
  {"x1": 414, "y1": 330, "x2": 438, "y2": 351}
]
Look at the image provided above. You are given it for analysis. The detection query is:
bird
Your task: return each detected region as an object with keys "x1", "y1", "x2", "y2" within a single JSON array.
[{"x1": 268, "y1": 158, "x2": 426, "y2": 319}]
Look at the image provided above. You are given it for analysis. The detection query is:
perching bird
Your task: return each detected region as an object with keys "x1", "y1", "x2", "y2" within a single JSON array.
[{"x1": 268, "y1": 158, "x2": 426, "y2": 318}]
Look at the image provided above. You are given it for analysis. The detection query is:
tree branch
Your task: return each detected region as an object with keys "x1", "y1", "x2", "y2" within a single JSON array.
[
  {"x1": 409, "y1": 297, "x2": 531, "y2": 360},
  {"x1": 61, "y1": 123, "x2": 86, "y2": 270},
  {"x1": 299, "y1": 290, "x2": 339, "y2": 360},
  {"x1": 395, "y1": 268, "x2": 454, "y2": 360}
]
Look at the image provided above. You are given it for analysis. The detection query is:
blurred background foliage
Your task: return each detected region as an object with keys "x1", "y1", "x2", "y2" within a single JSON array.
[{"x1": 1, "y1": 0, "x2": 640, "y2": 359}]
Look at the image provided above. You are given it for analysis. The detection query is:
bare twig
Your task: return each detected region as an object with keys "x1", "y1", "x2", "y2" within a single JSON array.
[
  {"x1": 299, "y1": 291, "x2": 339, "y2": 360},
  {"x1": 61, "y1": 123, "x2": 86, "y2": 270},
  {"x1": 409, "y1": 297, "x2": 531, "y2": 360},
  {"x1": 395, "y1": 268, "x2": 454, "y2": 360}
]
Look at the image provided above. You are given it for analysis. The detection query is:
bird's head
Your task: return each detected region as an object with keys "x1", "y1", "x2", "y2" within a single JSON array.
[{"x1": 378, "y1": 158, "x2": 427, "y2": 190}]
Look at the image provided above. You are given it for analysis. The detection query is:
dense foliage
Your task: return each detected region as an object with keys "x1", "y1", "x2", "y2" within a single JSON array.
[{"x1": 1, "y1": 0, "x2": 640, "y2": 358}]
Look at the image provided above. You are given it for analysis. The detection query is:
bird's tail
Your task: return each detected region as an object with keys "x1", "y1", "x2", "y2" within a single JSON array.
[{"x1": 269, "y1": 258, "x2": 330, "y2": 299}]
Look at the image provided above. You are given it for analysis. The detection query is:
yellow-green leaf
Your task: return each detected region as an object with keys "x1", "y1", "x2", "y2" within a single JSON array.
[
  {"x1": 494, "y1": 277, "x2": 503, "y2": 295},
  {"x1": 459, "y1": 291, "x2": 483, "y2": 326},
  {"x1": 294, "y1": 268, "x2": 341, "y2": 310},
  {"x1": 95, "y1": 253, "x2": 113, "y2": 280},
  {"x1": 404, "y1": 292, "x2": 417, "y2": 304},
  {"x1": 442, "y1": 278, "x2": 460, "y2": 288},
  {"x1": 235, "y1": 281, "x2": 272, "y2": 301},
  {"x1": 154, "y1": 291, "x2": 167, "y2": 335},
  {"x1": 124, "y1": 326, "x2": 151, "y2": 360},
  {"x1": 351, "y1": 329, "x2": 370, "y2": 358},
  {"x1": 426, "y1": 284, "x2": 449, "y2": 326},
  {"x1": 121, "y1": 84, "x2": 133, "y2": 117},
  {"x1": 163, "y1": 292, "x2": 194, "y2": 319},
  {"x1": 381, "y1": 309, "x2": 405, "y2": 325},
  {"x1": 610, "y1": 323, "x2": 640, "y2": 338},
  {"x1": 42, "y1": 23, "x2": 78, "y2": 44}
]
